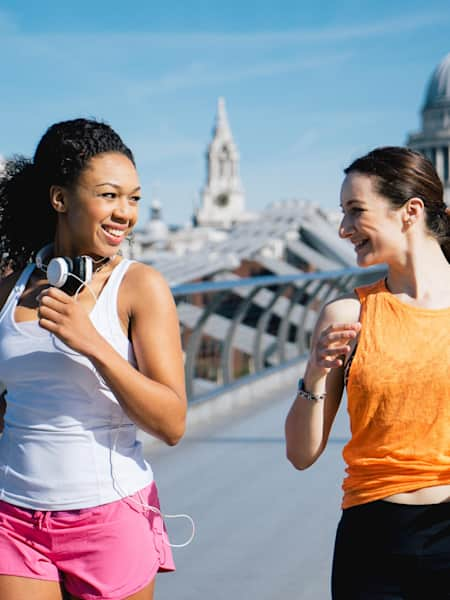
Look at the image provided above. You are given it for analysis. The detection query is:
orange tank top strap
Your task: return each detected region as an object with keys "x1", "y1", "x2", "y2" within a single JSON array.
[{"x1": 354, "y1": 277, "x2": 386, "y2": 303}]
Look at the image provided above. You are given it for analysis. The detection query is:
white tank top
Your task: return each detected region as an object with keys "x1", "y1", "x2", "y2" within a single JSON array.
[{"x1": 0, "y1": 259, "x2": 153, "y2": 510}]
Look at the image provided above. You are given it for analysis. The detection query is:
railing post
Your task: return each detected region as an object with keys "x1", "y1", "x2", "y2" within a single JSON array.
[
  {"x1": 184, "y1": 291, "x2": 229, "y2": 400},
  {"x1": 221, "y1": 286, "x2": 261, "y2": 384},
  {"x1": 253, "y1": 284, "x2": 291, "y2": 371},
  {"x1": 171, "y1": 265, "x2": 386, "y2": 403},
  {"x1": 277, "y1": 282, "x2": 309, "y2": 363}
]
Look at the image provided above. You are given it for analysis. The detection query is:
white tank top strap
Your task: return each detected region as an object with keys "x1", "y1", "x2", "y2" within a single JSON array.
[
  {"x1": 0, "y1": 264, "x2": 35, "y2": 322},
  {"x1": 105, "y1": 258, "x2": 135, "y2": 300},
  {"x1": 92, "y1": 258, "x2": 135, "y2": 343}
]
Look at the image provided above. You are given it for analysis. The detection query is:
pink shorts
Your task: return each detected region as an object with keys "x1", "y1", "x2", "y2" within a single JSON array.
[{"x1": 0, "y1": 482, "x2": 175, "y2": 599}]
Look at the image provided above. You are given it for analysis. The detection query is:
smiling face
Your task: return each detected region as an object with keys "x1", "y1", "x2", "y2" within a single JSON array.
[
  {"x1": 51, "y1": 152, "x2": 141, "y2": 258},
  {"x1": 339, "y1": 171, "x2": 407, "y2": 267}
]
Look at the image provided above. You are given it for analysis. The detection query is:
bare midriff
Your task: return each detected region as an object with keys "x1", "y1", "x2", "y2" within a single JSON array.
[{"x1": 383, "y1": 484, "x2": 450, "y2": 505}]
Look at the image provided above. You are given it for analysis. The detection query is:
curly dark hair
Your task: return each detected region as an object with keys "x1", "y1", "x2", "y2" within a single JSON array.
[
  {"x1": 344, "y1": 146, "x2": 450, "y2": 262},
  {"x1": 0, "y1": 118, "x2": 135, "y2": 275}
]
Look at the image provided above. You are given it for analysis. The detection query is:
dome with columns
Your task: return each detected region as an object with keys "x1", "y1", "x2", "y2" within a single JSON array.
[
  {"x1": 406, "y1": 53, "x2": 450, "y2": 205},
  {"x1": 424, "y1": 53, "x2": 450, "y2": 109}
]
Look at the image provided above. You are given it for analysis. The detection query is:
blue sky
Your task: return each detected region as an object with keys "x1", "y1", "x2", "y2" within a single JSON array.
[{"x1": 0, "y1": 1, "x2": 449, "y2": 226}]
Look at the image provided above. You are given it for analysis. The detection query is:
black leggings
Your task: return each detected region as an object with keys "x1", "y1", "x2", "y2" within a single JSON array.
[{"x1": 332, "y1": 500, "x2": 450, "y2": 599}]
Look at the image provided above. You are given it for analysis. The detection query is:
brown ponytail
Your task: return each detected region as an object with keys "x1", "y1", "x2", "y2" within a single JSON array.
[{"x1": 442, "y1": 207, "x2": 450, "y2": 262}]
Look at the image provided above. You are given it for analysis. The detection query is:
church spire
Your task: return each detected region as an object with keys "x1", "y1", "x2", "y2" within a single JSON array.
[
  {"x1": 214, "y1": 97, "x2": 232, "y2": 140},
  {"x1": 195, "y1": 97, "x2": 246, "y2": 228}
]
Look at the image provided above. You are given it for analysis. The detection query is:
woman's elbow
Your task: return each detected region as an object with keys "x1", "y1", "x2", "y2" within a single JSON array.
[
  {"x1": 285, "y1": 441, "x2": 323, "y2": 470},
  {"x1": 164, "y1": 419, "x2": 186, "y2": 446},
  {"x1": 160, "y1": 390, "x2": 187, "y2": 446},
  {"x1": 162, "y1": 402, "x2": 187, "y2": 446},
  {"x1": 286, "y1": 449, "x2": 315, "y2": 470}
]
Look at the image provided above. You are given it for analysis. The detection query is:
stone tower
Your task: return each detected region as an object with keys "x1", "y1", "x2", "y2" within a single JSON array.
[{"x1": 196, "y1": 97, "x2": 246, "y2": 228}]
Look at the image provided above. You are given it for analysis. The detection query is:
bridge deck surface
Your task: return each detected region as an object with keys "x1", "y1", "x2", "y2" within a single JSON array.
[{"x1": 145, "y1": 386, "x2": 350, "y2": 600}]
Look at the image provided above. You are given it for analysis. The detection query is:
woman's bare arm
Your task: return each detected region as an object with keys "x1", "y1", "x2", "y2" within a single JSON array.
[
  {"x1": 285, "y1": 294, "x2": 361, "y2": 469},
  {"x1": 38, "y1": 263, "x2": 187, "y2": 445}
]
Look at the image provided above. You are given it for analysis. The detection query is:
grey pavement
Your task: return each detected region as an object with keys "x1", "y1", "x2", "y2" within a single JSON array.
[{"x1": 145, "y1": 385, "x2": 350, "y2": 600}]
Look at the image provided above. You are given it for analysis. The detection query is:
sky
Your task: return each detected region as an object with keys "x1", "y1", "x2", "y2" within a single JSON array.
[{"x1": 0, "y1": 0, "x2": 449, "y2": 227}]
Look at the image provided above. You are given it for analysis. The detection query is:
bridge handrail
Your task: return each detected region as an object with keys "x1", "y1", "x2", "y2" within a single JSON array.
[
  {"x1": 172, "y1": 264, "x2": 386, "y2": 403},
  {"x1": 171, "y1": 265, "x2": 384, "y2": 296}
]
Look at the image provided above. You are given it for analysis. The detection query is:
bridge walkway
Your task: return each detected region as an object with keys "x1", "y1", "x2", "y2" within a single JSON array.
[{"x1": 145, "y1": 383, "x2": 350, "y2": 600}]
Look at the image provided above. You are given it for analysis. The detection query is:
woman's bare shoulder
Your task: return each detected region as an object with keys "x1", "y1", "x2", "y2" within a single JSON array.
[
  {"x1": 124, "y1": 261, "x2": 170, "y2": 292},
  {"x1": 119, "y1": 261, "x2": 173, "y2": 312},
  {"x1": 320, "y1": 291, "x2": 361, "y2": 324}
]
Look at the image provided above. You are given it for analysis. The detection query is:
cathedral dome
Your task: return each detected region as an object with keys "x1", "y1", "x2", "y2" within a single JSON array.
[{"x1": 424, "y1": 53, "x2": 450, "y2": 109}]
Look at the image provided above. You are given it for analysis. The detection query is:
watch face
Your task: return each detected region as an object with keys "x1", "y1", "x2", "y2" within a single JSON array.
[{"x1": 215, "y1": 193, "x2": 229, "y2": 207}]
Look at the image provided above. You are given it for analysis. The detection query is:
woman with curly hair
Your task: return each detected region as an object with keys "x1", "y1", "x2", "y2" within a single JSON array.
[
  {"x1": 285, "y1": 147, "x2": 450, "y2": 598},
  {"x1": 0, "y1": 118, "x2": 187, "y2": 599}
]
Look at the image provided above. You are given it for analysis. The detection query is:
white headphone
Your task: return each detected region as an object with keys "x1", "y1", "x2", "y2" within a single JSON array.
[{"x1": 35, "y1": 244, "x2": 93, "y2": 296}]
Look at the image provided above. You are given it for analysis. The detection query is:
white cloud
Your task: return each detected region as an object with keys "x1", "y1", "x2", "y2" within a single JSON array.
[
  {"x1": 289, "y1": 130, "x2": 322, "y2": 155},
  {"x1": 57, "y1": 12, "x2": 449, "y2": 47},
  {"x1": 131, "y1": 52, "x2": 353, "y2": 98},
  {"x1": 216, "y1": 12, "x2": 450, "y2": 45},
  {"x1": 0, "y1": 11, "x2": 447, "y2": 49},
  {"x1": 0, "y1": 10, "x2": 445, "y2": 102}
]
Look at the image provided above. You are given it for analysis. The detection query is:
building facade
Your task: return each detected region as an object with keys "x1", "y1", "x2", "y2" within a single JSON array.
[{"x1": 406, "y1": 52, "x2": 450, "y2": 204}]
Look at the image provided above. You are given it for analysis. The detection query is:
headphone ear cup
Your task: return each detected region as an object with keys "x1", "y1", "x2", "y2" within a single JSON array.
[
  {"x1": 72, "y1": 257, "x2": 85, "y2": 282},
  {"x1": 46, "y1": 258, "x2": 70, "y2": 288},
  {"x1": 47, "y1": 257, "x2": 79, "y2": 296},
  {"x1": 65, "y1": 257, "x2": 74, "y2": 272},
  {"x1": 82, "y1": 256, "x2": 93, "y2": 284},
  {"x1": 59, "y1": 257, "x2": 85, "y2": 296},
  {"x1": 59, "y1": 256, "x2": 93, "y2": 296},
  {"x1": 42, "y1": 253, "x2": 94, "y2": 296},
  {"x1": 72, "y1": 256, "x2": 93, "y2": 285}
]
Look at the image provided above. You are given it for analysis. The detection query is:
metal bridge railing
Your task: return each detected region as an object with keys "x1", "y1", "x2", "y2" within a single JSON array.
[{"x1": 172, "y1": 265, "x2": 386, "y2": 404}]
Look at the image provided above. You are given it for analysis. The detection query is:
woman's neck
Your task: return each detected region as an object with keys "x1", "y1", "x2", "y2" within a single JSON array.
[{"x1": 386, "y1": 238, "x2": 450, "y2": 304}]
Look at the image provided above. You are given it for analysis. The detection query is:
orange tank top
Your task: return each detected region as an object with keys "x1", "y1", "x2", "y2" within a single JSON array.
[{"x1": 342, "y1": 278, "x2": 450, "y2": 509}]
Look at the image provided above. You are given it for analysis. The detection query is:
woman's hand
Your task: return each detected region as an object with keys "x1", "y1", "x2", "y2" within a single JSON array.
[
  {"x1": 37, "y1": 287, "x2": 101, "y2": 355},
  {"x1": 308, "y1": 321, "x2": 361, "y2": 376}
]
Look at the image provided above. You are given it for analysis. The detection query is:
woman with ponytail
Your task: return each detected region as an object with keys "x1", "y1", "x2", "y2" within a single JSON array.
[
  {"x1": 286, "y1": 147, "x2": 450, "y2": 598},
  {"x1": 0, "y1": 119, "x2": 186, "y2": 599}
]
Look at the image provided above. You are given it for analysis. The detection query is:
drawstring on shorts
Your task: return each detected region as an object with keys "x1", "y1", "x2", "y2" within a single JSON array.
[{"x1": 33, "y1": 510, "x2": 51, "y2": 531}]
